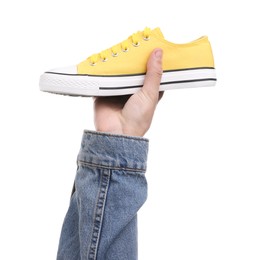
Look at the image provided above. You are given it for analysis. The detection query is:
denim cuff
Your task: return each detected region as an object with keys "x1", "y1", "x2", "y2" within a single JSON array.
[{"x1": 77, "y1": 130, "x2": 149, "y2": 171}]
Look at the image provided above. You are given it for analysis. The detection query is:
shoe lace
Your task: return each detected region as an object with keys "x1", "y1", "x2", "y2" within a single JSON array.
[{"x1": 89, "y1": 27, "x2": 151, "y2": 65}]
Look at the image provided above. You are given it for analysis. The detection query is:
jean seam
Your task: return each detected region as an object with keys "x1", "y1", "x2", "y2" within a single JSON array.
[
  {"x1": 83, "y1": 130, "x2": 149, "y2": 142},
  {"x1": 78, "y1": 160, "x2": 146, "y2": 173},
  {"x1": 88, "y1": 169, "x2": 111, "y2": 260}
]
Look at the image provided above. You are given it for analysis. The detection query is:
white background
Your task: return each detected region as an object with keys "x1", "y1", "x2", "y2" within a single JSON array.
[{"x1": 0, "y1": 0, "x2": 253, "y2": 259}]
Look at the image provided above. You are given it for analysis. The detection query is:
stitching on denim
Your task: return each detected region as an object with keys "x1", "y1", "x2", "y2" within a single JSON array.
[
  {"x1": 87, "y1": 169, "x2": 111, "y2": 260},
  {"x1": 77, "y1": 160, "x2": 146, "y2": 173},
  {"x1": 83, "y1": 130, "x2": 149, "y2": 142}
]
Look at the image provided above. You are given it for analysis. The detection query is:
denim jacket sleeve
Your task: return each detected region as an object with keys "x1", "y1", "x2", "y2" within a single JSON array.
[{"x1": 57, "y1": 130, "x2": 149, "y2": 260}]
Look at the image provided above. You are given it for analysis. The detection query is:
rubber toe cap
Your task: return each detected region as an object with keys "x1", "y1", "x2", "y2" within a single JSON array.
[{"x1": 46, "y1": 65, "x2": 77, "y2": 74}]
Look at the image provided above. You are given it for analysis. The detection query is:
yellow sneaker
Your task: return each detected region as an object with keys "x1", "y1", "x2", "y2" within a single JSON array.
[{"x1": 39, "y1": 27, "x2": 216, "y2": 96}]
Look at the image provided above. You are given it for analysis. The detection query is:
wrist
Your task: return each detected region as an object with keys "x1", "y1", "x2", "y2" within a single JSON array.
[
  {"x1": 96, "y1": 127, "x2": 144, "y2": 137},
  {"x1": 95, "y1": 120, "x2": 145, "y2": 137}
]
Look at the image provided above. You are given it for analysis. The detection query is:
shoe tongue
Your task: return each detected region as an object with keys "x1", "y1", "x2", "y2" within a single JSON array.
[{"x1": 152, "y1": 27, "x2": 164, "y2": 39}]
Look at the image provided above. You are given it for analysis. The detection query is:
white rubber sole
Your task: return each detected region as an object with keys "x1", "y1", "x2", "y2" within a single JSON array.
[{"x1": 39, "y1": 67, "x2": 216, "y2": 97}]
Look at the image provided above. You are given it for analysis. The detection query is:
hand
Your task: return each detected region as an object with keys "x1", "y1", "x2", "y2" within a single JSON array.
[{"x1": 94, "y1": 48, "x2": 163, "y2": 137}]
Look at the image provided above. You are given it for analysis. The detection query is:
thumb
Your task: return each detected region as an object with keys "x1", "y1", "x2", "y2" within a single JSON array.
[{"x1": 142, "y1": 48, "x2": 163, "y2": 101}]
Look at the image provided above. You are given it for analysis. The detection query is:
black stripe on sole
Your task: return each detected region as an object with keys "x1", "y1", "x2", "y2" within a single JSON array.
[{"x1": 99, "y1": 78, "x2": 217, "y2": 90}]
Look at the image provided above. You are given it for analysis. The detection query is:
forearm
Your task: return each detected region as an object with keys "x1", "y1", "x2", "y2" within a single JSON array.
[{"x1": 76, "y1": 130, "x2": 148, "y2": 259}]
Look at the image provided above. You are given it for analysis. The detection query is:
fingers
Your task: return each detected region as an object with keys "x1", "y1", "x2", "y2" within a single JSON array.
[
  {"x1": 142, "y1": 48, "x2": 163, "y2": 102},
  {"x1": 94, "y1": 95, "x2": 131, "y2": 110},
  {"x1": 158, "y1": 91, "x2": 164, "y2": 102}
]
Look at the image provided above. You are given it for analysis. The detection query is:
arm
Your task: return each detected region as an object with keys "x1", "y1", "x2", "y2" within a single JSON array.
[{"x1": 57, "y1": 49, "x2": 163, "y2": 260}]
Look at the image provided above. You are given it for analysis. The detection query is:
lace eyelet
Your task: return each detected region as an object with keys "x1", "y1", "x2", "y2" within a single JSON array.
[
  {"x1": 90, "y1": 62, "x2": 96, "y2": 66},
  {"x1": 132, "y1": 42, "x2": 140, "y2": 47},
  {"x1": 122, "y1": 48, "x2": 129, "y2": 52},
  {"x1": 112, "y1": 52, "x2": 119, "y2": 57},
  {"x1": 101, "y1": 58, "x2": 108, "y2": 62},
  {"x1": 143, "y1": 36, "x2": 150, "y2": 41}
]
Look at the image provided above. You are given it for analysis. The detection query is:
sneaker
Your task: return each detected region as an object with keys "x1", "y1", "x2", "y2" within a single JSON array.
[{"x1": 39, "y1": 27, "x2": 216, "y2": 97}]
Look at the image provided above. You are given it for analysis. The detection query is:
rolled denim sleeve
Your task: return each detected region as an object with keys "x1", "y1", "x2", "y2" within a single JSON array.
[{"x1": 57, "y1": 130, "x2": 149, "y2": 260}]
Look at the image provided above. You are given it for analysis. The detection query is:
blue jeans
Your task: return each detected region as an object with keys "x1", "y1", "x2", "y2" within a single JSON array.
[{"x1": 57, "y1": 131, "x2": 149, "y2": 260}]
